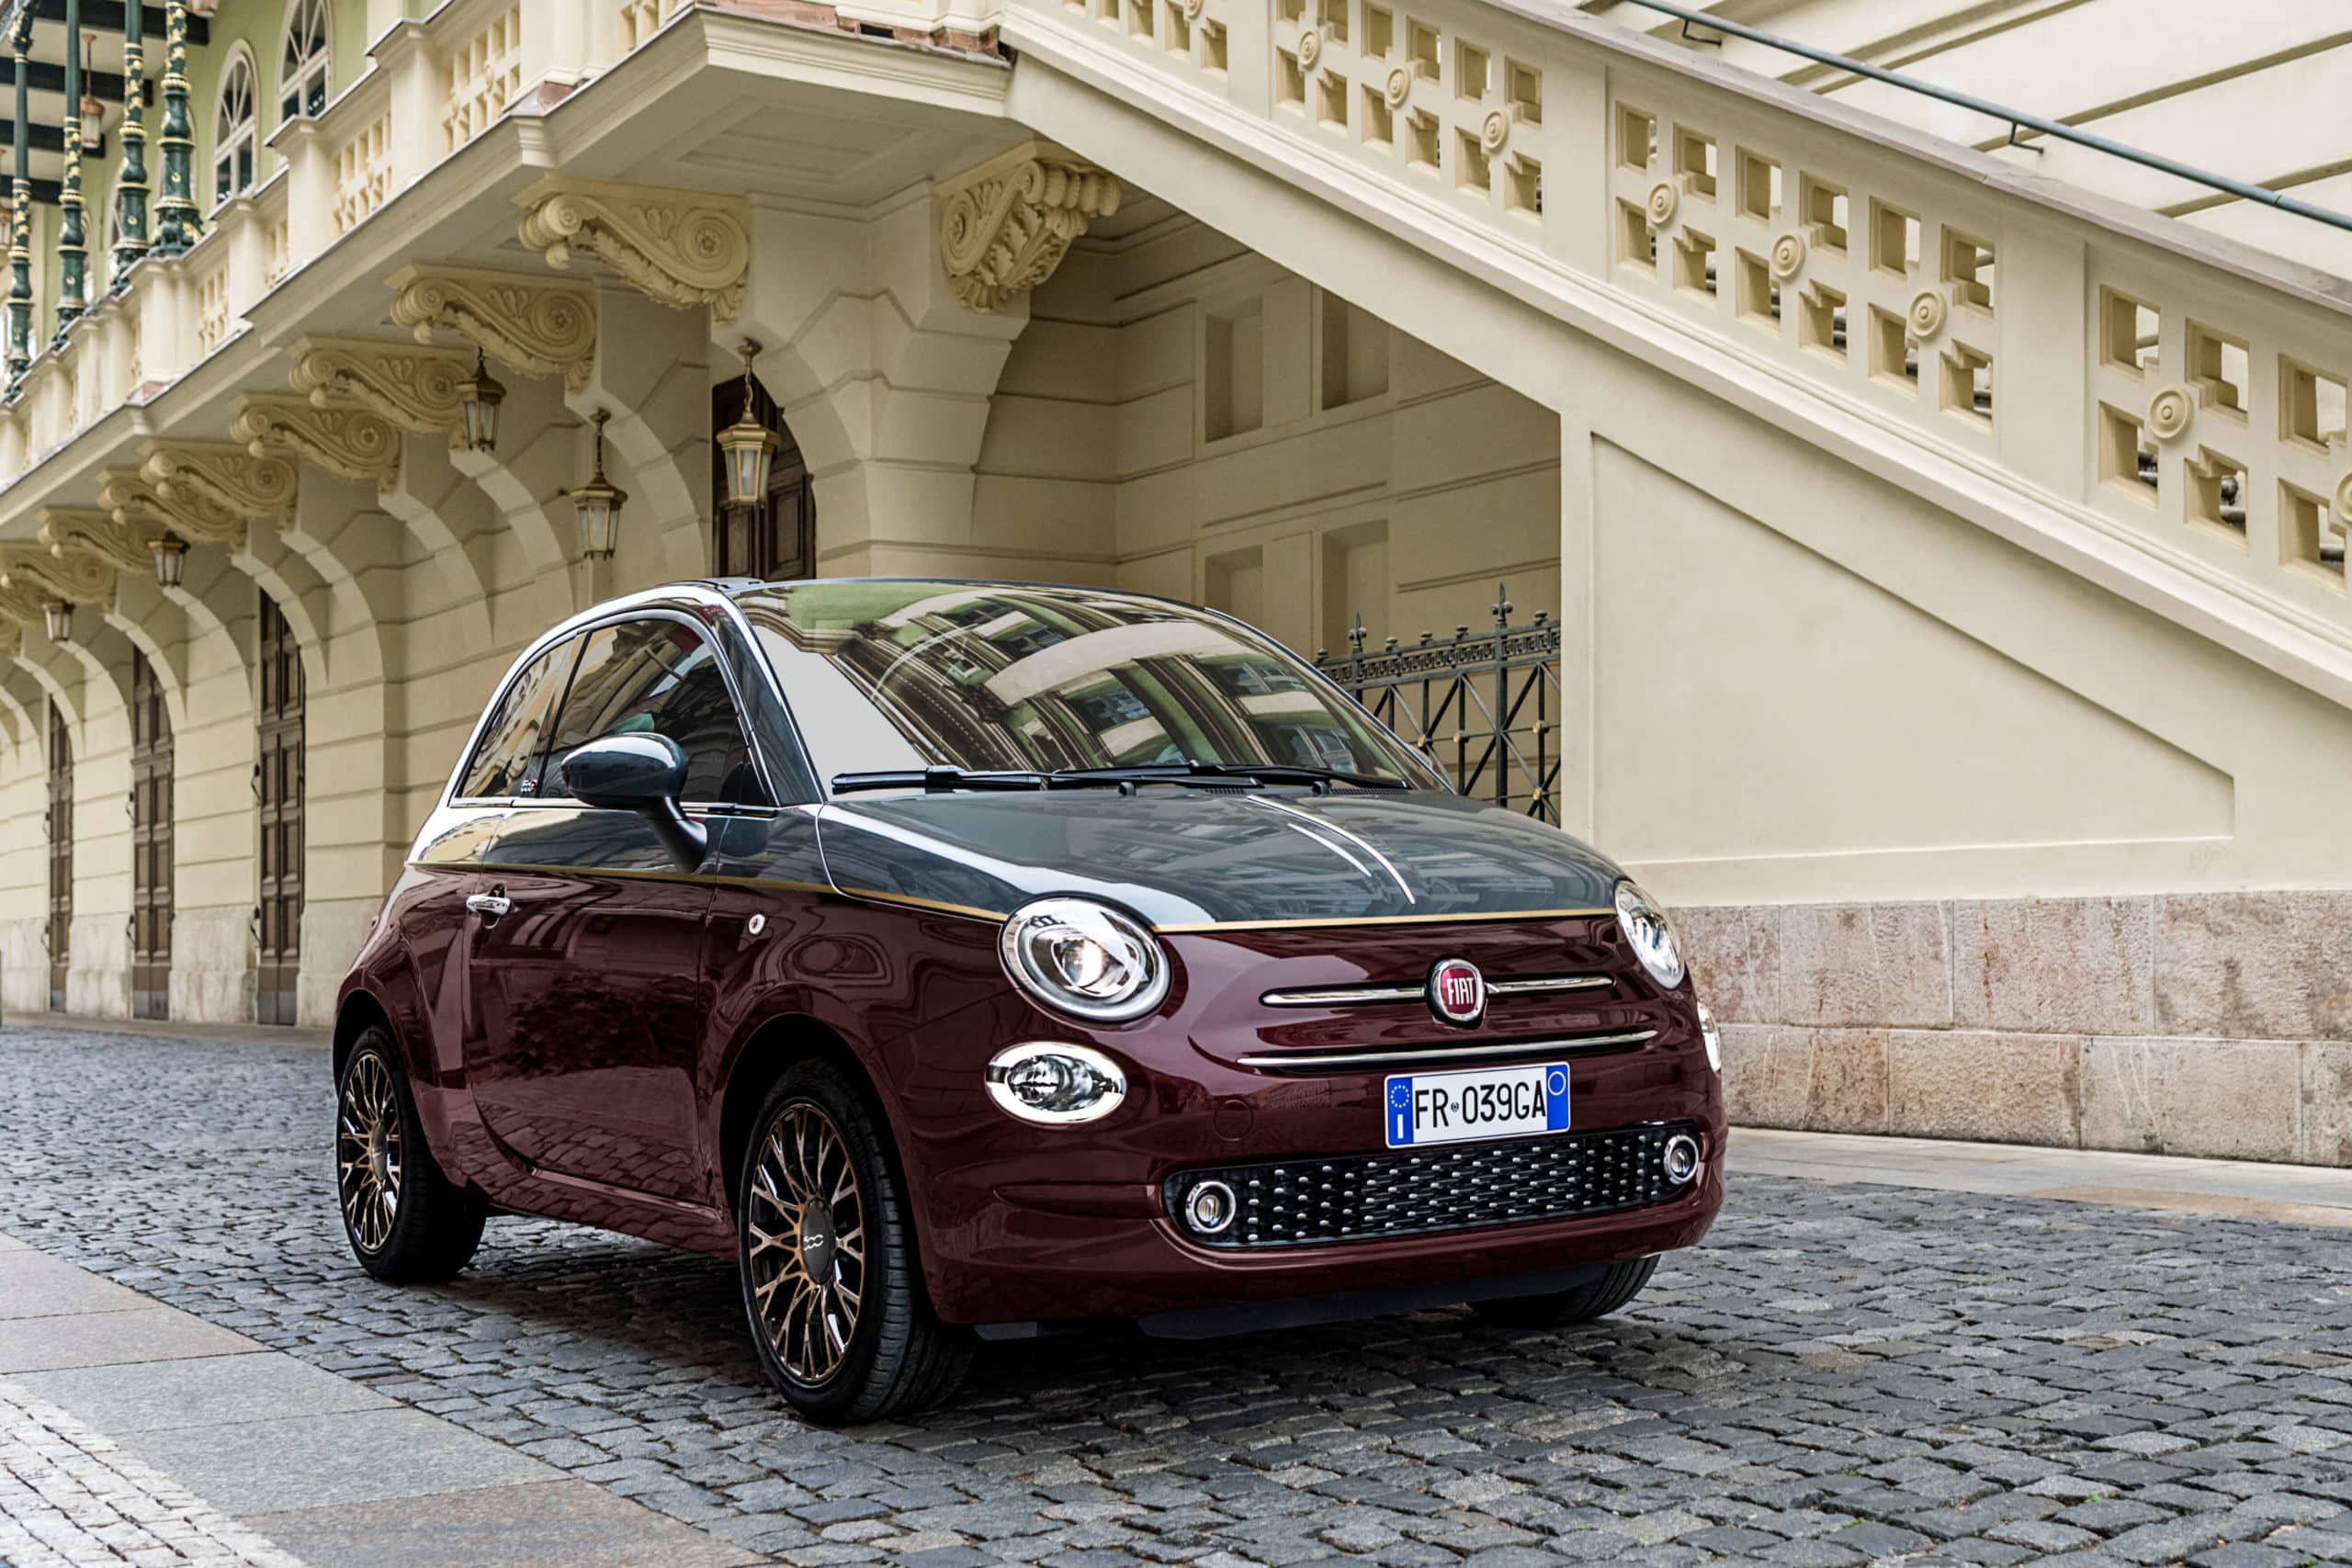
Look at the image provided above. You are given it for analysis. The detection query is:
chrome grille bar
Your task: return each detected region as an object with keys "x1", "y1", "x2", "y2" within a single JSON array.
[
  {"x1": 1260, "y1": 974, "x2": 1609, "y2": 1008},
  {"x1": 1235, "y1": 1029, "x2": 1656, "y2": 1073}
]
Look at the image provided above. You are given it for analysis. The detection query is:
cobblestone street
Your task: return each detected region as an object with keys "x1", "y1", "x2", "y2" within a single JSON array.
[{"x1": 5, "y1": 1025, "x2": 2352, "y2": 1567}]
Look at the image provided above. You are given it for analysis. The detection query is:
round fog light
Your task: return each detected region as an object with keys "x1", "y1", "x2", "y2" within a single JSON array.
[
  {"x1": 1183, "y1": 1179, "x2": 1237, "y2": 1235},
  {"x1": 1661, "y1": 1132, "x2": 1702, "y2": 1186}
]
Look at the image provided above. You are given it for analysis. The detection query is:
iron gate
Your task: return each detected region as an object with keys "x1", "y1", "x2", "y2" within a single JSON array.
[
  {"x1": 1316, "y1": 586, "x2": 1562, "y2": 821},
  {"x1": 130, "y1": 650, "x2": 174, "y2": 1021}
]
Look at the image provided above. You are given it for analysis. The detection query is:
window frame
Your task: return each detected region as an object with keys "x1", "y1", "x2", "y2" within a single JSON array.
[
  {"x1": 452, "y1": 632, "x2": 584, "y2": 806},
  {"x1": 278, "y1": 0, "x2": 331, "y2": 123},
  {"x1": 211, "y1": 44, "x2": 259, "y2": 209},
  {"x1": 452, "y1": 607, "x2": 783, "y2": 814}
]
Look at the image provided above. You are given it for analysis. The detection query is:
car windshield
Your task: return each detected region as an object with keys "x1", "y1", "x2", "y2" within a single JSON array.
[{"x1": 737, "y1": 581, "x2": 1436, "y2": 790}]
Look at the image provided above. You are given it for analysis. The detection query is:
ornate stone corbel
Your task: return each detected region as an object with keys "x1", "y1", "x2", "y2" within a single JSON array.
[
  {"x1": 515, "y1": 178, "x2": 750, "y2": 321},
  {"x1": 387, "y1": 264, "x2": 596, "y2": 390},
  {"x1": 287, "y1": 335, "x2": 475, "y2": 436},
  {"x1": 0, "y1": 615, "x2": 19, "y2": 658},
  {"x1": 99, "y1": 464, "x2": 247, "y2": 552},
  {"x1": 141, "y1": 442, "x2": 298, "y2": 525},
  {"x1": 0, "y1": 539, "x2": 116, "y2": 614},
  {"x1": 0, "y1": 572, "x2": 49, "y2": 628},
  {"x1": 39, "y1": 507, "x2": 164, "y2": 574},
  {"x1": 232, "y1": 395, "x2": 401, "y2": 491},
  {"x1": 939, "y1": 147, "x2": 1122, "y2": 313}
]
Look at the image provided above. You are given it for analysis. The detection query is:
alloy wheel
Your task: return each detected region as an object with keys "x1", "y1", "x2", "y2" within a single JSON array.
[
  {"x1": 745, "y1": 1101, "x2": 868, "y2": 1385},
  {"x1": 336, "y1": 1051, "x2": 403, "y2": 1253}
]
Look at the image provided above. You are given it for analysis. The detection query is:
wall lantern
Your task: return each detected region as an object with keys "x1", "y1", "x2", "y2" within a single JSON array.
[
  {"x1": 456, "y1": 348, "x2": 503, "y2": 454},
  {"x1": 571, "y1": 410, "x2": 626, "y2": 560},
  {"x1": 77, "y1": 36, "x2": 102, "y2": 151},
  {"x1": 42, "y1": 599, "x2": 71, "y2": 642},
  {"x1": 150, "y1": 534, "x2": 187, "y2": 588},
  {"x1": 715, "y1": 340, "x2": 777, "y2": 511}
]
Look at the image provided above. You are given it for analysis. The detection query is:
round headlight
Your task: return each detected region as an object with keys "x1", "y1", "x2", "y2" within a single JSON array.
[
  {"x1": 1001, "y1": 897, "x2": 1170, "y2": 1023},
  {"x1": 1613, "y1": 879, "x2": 1686, "y2": 991},
  {"x1": 986, "y1": 1042, "x2": 1128, "y2": 1124}
]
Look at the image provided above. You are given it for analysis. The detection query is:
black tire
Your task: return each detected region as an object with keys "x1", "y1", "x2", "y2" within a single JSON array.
[
  {"x1": 736, "y1": 1060, "x2": 972, "y2": 1425},
  {"x1": 334, "y1": 1029, "x2": 486, "y2": 1283},
  {"x1": 1473, "y1": 1256, "x2": 1658, "y2": 1329}
]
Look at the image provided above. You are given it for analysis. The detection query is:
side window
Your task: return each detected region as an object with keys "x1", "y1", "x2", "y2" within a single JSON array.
[
  {"x1": 459, "y1": 637, "x2": 582, "y2": 800},
  {"x1": 540, "y1": 618, "x2": 763, "y2": 805}
]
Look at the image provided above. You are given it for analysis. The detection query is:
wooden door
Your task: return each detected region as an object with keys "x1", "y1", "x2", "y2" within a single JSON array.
[
  {"x1": 711, "y1": 371, "x2": 816, "y2": 581},
  {"x1": 130, "y1": 650, "x2": 175, "y2": 1020},
  {"x1": 45, "y1": 701, "x2": 70, "y2": 1012},
  {"x1": 255, "y1": 592, "x2": 305, "y2": 1026}
]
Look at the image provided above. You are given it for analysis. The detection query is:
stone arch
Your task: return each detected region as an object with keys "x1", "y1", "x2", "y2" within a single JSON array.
[
  {"x1": 102, "y1": 577, "x2": 198, "y2": 739},
  {"x1": 575, "y1": 284, "x2": 712, "y2": 581},
  {"x1": 381, "y1": 434, "x2": 495, "y2": 654}
]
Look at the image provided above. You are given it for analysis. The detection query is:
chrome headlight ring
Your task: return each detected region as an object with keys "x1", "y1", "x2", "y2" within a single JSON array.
[
  {"x1": 999, "y1": 896, "x2": 1171, "y2": 1024},
  {"x1": 1612, "y1": 879, "x2": 1687, "y2": 991},
  {"x1": 985, "y1": 1041, "x2": 1130, "y2": 1125}
]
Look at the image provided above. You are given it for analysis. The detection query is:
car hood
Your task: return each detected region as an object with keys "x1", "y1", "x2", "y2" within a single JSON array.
[{"x1": 814, "y1": 788, "x2": 1625, "y2": 927}]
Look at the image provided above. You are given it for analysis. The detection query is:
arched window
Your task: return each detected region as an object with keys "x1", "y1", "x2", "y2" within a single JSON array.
[
  {"x1": 212, "y1": 47, "x2": 257, "y2": 207},
  {"x1": 278, "y1": 0, "x2": 330, "y2": 122}
]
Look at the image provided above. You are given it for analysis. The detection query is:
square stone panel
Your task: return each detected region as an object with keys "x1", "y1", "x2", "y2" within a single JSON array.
[
  {"x1": 1886, "y1": 1030, "x2": 2084, "y2": 1148},
  {"x1": 1802, "y1": 1027, "x2": 1889, "y2": 1134},
  {"x1": 2155, "y1": 892, "x2": 2352, "y2": 1041},
  {"x1": 1949, "y1": 896, "x2": 2153, "y2": 1036},
  {"x1": 2080, "y1": 1036, "x2": 2301, "y2": 1163},
  {"x1": 1719, "y1": 1023, "x2": 1808, "y2": 1126},
  {"x1": 1675, "y1": 904, "x2": 1781, "y2": 1023},
  {"x1": 1780, "y1": 903, "x2": 1952, "y2": 1028}
]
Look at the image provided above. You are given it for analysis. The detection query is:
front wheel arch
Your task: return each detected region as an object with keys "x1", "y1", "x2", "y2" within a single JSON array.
[{"x1": 718, "y1": 1015, "x2": 900, "y2": 1224}]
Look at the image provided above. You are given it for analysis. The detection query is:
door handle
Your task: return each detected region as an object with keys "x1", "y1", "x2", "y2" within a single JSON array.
[{"x1": 466, "y1": 891, "x2": 513, "y2": 919}]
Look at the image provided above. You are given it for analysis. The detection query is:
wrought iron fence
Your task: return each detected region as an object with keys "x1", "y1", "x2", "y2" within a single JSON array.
[{"x1": 1315, "y1": 586, "x2": 1563, "y2": 821}]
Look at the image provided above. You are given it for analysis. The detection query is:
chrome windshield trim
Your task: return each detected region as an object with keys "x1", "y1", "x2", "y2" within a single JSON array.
[
  {"x1": 1260, "y1": 974, "x2": 1610, "y2": 1008},
  {"x1": 1235, "y1": 1029, "x2": 1657, "y2": 1072}
]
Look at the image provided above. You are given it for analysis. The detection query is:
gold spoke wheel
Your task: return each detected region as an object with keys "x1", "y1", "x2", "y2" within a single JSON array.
[
  {"x1": 745, "y1": 1101, "x2": 868, "y2": 1386},
  {"x1": 335, "y1": 1050, "x2": 403, "y2": 1253}
]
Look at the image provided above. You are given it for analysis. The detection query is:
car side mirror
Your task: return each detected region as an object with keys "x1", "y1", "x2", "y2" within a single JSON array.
[{"x1": 558, "y1": 733, "x2": 709, "y2": 871}]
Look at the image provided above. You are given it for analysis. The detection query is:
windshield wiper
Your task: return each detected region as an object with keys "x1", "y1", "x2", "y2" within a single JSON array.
[
  {"x1": 831, "y1": 767, "x2": 1058, "y2": 795},
  {"x1": 1051, "y1": 761, "x2": 1411, "y2": 792}
]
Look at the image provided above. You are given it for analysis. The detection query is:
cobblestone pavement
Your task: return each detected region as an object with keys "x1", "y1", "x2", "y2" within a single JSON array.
[
  {"x1": 6, "y1": 1026, "x2": 2352, "y2": 1568},
  {"x1": 0, "y1": 1377, "x2": 307, "y2": 1568}
]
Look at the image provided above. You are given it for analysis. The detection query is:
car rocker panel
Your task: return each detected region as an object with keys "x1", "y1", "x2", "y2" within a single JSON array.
[{"x1": 333, "y1": 578, "x2": 1724, "y2": 1424}]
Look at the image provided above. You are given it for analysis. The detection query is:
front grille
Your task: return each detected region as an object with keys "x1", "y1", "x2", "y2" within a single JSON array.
[{"x1": 1165, "y1": 1121, "x2": 1699, "y2": 1249}]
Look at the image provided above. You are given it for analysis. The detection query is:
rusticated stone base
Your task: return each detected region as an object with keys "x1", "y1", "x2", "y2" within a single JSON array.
[
  {"x1": 1681, "y1": 892, "x2": 2352, "y2": 1167},
  {"x1": 296, "y1": 897, "x2": 379, "y2": 1031},
  {"x1": 170, "y1": 905, "x2": 255, "y2": 1025}
]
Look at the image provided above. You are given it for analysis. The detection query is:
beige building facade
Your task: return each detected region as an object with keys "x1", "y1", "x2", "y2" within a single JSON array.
[{"x1": 1, "y1": 0, "x2": 2349, "y2": 1162}]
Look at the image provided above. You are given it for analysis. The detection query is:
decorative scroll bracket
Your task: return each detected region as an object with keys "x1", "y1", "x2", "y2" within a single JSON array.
[
  {"x1": 387, "y1": 264, "x2": 597, "y2": 390},
  {"x1": 39, "y1": 507, "x2": 164, "y2": 575},
  {"x1": 232, "y1": 394, "x2": 402, "y2": 491},
  {"x1": 938, "y1": 144, "x2": 1122, "y2": 313},
  {"x1": 286, "y1": 334, "x2": 475, "y2": 438},
  {"x1": 0, "y1": 539, "x2": 116, "y2": 615},
  {"x1": 514, "y1": 177, "x2": 751, "y2": 322}
]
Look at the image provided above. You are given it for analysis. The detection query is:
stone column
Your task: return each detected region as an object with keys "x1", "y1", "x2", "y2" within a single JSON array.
[
  {"x1": 112, "y1": 0, "x2": 149, "y2": 282},
  {"x1": 53, "y1": 0, "x2": 87, "y2": 344},
  {"x1": 151, "y1": 0, "x2": 198, "y2": 257}
]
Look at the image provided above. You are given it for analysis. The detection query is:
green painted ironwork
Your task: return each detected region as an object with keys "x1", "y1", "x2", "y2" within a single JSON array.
[
  {"x1": 51, "y1": 0, "x2": 84, "y2": 344},
  {"x1": 149, "y1": 0, "x2": 194, "y2": 255},
  {"x1": 6, "y1": 9, "x2": 29, "y2": 385},
  {"x1": 112, "y1": 0, "x2": 146, "y2": 282},
  {"x1": 1316, "y1": 585, "x2": 1563, "y2": 821}
]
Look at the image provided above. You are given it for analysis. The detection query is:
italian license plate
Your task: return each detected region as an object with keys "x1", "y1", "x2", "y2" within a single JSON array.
[{"x1": 1384, "y1": 1061, "x2": 1571, "y2": 1148}]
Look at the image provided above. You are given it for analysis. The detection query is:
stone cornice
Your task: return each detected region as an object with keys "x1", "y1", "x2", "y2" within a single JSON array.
[
  {"x1": 386, "y1": 264, "x2": 596, "y2": 390},
  {"x1": 285, "y1": 334, "x2": 474, "y2": 437},
  {"x1": 515, "y1": 177, "x2": 750, "y2": 321},
  {"x1": 938, "y1": 145, "x2": 1121, "y2": 312},
  {"x1": 232, "y1": 394, "x2": 401, "y2": 490}
]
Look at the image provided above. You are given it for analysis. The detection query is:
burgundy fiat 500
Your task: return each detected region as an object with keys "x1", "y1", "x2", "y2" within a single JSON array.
[{"x1": 334, "y1": 580, "x2": 1724, "y2": 1423}]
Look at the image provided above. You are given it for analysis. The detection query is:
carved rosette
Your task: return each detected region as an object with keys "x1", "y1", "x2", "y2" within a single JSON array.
[
  {"x1": 140, "y1": 442, "x2": 299, "y2": 528},
  {"x1": 1908, "y1": 289, "x2": 1948, "y2": 341},
  {"x1": 232, "y1": 395, "x2": 401, "y2": 491},
  {"x1": 388, "y1": 265, "x2": 598, "y2": 390},
  {"x1": 99, "y1": 465, "x2": 248, "y2": 552},
  {"x1": 39, "y1": 508, "x2": 162, "y2": 574},
  {"x1": 1769, "y1": 231, "x2": 1807, "y2": 281},
  {"x1": 0, "y1": 540, "x2": 115, "y2": 612},
  {"x1": 517, "y1": 180, "x2": 751, "y2": 321},
  {"x1": 2147, "y1": 384, "x2": 2195, "y2": 444},
  {"x1": 1645, "y1": 182, "x2": 1679, "y2": 229},
  {"x1": 287, "y1": 335, "x2": 474, "y2": 437},
  {"x1": 940, "y1": 154, "x2": 1123, "y2": 313}
]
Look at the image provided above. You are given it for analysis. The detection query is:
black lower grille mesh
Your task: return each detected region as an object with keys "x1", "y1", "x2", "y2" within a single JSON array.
[{"x1": 1166, "y1": 1122, "x2": 1698, "y2": 1249}]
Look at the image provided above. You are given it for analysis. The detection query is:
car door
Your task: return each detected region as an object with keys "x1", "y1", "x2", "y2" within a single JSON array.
[{"x1": 463, "y1": 612, "x2": 765, "y2": 1201}]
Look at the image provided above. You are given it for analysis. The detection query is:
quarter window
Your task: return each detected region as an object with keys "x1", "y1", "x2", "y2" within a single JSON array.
[
  {"x1": 540, "y1": 619, "x2": 763, "y2": 806},
  {"x1": 458, "y1": 637, "x2": 582, "y2": 800}
]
